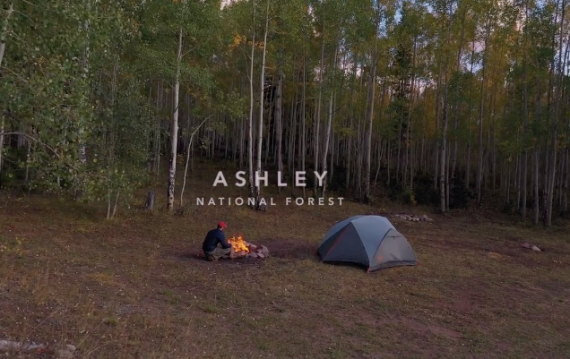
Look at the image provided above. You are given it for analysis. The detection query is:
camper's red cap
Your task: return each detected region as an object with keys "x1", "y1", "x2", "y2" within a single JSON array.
[{"x1": 218, "y1": 221, "x2": 227, "y2": 229}]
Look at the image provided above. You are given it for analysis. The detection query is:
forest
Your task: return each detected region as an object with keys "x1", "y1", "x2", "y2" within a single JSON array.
[
  {"x1": 2, "y1": 2, "x2": 570, "y2": 357},
  {"x1": 0, "y1": 0, "x2": 569, "y2": 226}
]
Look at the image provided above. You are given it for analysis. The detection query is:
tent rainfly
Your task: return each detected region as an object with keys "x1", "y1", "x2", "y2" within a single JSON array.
[{"x1": 318, "y1": 215, "x2": 418, "y2": 272}]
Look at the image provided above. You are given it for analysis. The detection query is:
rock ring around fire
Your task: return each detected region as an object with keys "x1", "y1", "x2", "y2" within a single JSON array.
[{"x1": 228, "y1": 236, "x2": 270, "y2": 259}]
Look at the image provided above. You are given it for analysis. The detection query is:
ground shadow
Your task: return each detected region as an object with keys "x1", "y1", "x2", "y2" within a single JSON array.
[
  {"x1": 322, "y1": 261, "x2": 372, "y2": 273},
  {"x1": 324, "y1": 261, "x2": 421, "y2": 274},
  {"x1": 177, "y1": 250, "x2": 265, "y2": 267},
  {"x1": 171, "y1": 237, "x2": 320, "y2": 267},
  {"x1": 254, "y1": 237, "x2": 319, "y2": 260}
]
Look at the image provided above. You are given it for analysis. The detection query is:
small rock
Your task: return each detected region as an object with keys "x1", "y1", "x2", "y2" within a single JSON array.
[
  {"x1": 249, "y1": 252, "x2": 259, "y2": 258},
  {"x1": 0, "y1": 340, "x2": 20, "y2": 351},
  {"x1": 55, "y1": 349, "x2": 74, "y2": 359},
  {"x1": 531, "y1": 245, "x2": 541, "y2": 252},
  {"x1": 258, "y1": 252, "x2": 265, "y2": 258},
  {"x1": 487, "y1": 251, "x2": 502, "y2": 259},
  {"x1": 521, "y1": 242, "x2": 531, "y2": 249},
  {"x1": 421, "y1": 215, "x2": 433, "y2": 222}
]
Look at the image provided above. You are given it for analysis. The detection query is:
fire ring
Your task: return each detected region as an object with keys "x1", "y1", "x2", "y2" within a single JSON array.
[{"x1": 228, "y1": 235, "x2": 269, "y2": 259}]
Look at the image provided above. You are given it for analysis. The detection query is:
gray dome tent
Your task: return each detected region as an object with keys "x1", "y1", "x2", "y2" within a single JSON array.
[{"x1": 318, "y1": 215, "x2": 418, "y2": 272}]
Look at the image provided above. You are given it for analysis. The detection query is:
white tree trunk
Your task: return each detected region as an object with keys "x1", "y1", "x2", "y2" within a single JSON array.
[
  {"x1": 476, "y1": 24, "x2": 490, "y2": 205},
  {"x1": 321, "y1": 45, "x2": 338, "y2": 198},
  {"x1": 248, "y1": 0, "x2": 256, "y2": 198},
  {"x1": 561, "y1": 148, "x2": 570, "y2": 214},
  {"x1": 321, "y1": 94, "x2": 335, "y2": 198},
  {"x1": 546, "y1": 0, "x2": 566, "y2": 225},
  {"x1": 78, "y1": 0, "x2": 90, "y2": 166},
  {"x1": 275, "y1": 68, "x2": 283, "y2": 193},
  {"x1": 314, "y1": 32, "x2": 325, "y2": 195},
  {"x1": 180, "y1": 117, "x2": 209, "y2": 207},
  {"x1": 0, "y1": 3, "x2": 13, "y2": 67},
  {"x1": 533, "y1": 148, "x2": 540, "y2": 224},
  {"x1": 167, "y1": 27, "x2": 183, "y2": 211},
  {"x1": 0, "y1": 115, "x2": 4, "y2": 177},
  {"x1": 254, "y1": 0, "x2": 270, "y2": 209},
  {"x1": 440, "y1": 2, "x2": 456, "y2": 213},
  {"x1": 301, "y1": 50, "x2": 307, "y2": 199},
  {"x1": 0, "y1": 5, "x2": 12, "y2": 179},
  {"x1": 364, "y1": 63, "x2": 377, "y2": 203},
  {"x1": 364, "y1": 7, "x2": 383, "y2": 202}
]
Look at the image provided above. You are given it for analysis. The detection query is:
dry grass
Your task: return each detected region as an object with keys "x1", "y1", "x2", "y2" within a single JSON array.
[{"x1": 1, "y1": 168, "x2": 569, "y2": 358}]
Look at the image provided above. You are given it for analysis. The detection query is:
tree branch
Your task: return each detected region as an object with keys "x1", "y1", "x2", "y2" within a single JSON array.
[
  {"x1": 0, "y1": 131, "x2": 79, "y2": 171},
  {"x1": 179, "y1": 116, "x2": 211, "y2": 207}
]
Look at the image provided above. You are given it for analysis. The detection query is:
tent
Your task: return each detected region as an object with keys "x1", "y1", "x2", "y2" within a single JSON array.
[{"x1": 317, "y1": 215, "x2": 418, "y2": 272}]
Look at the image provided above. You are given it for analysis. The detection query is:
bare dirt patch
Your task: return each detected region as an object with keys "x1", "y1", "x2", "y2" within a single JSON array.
[
  {"x1": 398, "y1": 316, "x2": 462, "y2": 340},
  {"x1": 253, "y1": 237, "x2": 318, "y2": 260},
  {"x1": 174, "y1": 237, "x2": 319, "y2": 271}
]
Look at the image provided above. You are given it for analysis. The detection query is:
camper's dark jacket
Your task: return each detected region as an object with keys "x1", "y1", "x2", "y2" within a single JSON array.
[{"x1": 202, "y1": 228, "x2": 231, "y2": 252}]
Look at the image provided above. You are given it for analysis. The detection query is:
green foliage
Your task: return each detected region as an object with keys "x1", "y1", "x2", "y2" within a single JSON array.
[
  {"x1": 85, "y1": 69, "x2": 153, "y2": 203},
  {"x1": 0, "y1": 236, "x2": 24, "y2": 258},
  {"x1": 1, "y1": 1, "x2": 97, "y2": 193},
  {"x1": 402, "y1": 188, "x2": 417, "y2": 206},
  {"x1": 0, "y1": 0, "x2": 150, "y2": 200},
  {"x1": 0, "y1": 0, "x2": 568, "y2": 222}
]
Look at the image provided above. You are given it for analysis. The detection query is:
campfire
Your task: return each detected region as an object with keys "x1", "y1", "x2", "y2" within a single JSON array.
[
  {"x1": 228, "y1": 235, "x2": 249, "y2": 254},
  {"x1": 227, "y1": 235, "x2": 269, "y2": 259}
]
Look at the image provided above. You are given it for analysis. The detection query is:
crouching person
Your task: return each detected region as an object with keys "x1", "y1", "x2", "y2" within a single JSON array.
[{"x1": 202, "y1": 221, "x2": 233, "y2": 261}]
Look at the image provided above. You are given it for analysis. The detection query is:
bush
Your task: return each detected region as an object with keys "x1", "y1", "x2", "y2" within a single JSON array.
[
  {"x1": 388, "y1": 181, "x2": 404, "y2": 201},
  {"x1": 449, "y1": 172, "x2": 470, "y2": 209},
  {"x1": 327, "y1": 164, "x2": 347, "y2": 196},
  {"x1": 413, "y1": 172, "x2": 439, "y2": 206},
  {"x1": 402, "y1": 188, "x2": 417, "y2": 206}
]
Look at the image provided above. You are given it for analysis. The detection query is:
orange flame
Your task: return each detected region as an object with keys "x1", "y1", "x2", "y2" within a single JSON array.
[{"x1": 228, "y1": 235, "x2": 249, "y2": 253}]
